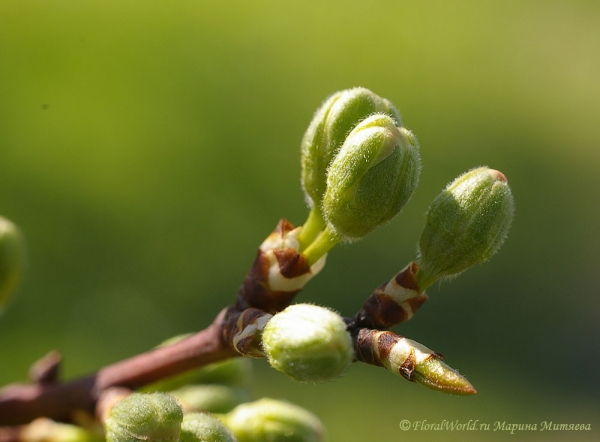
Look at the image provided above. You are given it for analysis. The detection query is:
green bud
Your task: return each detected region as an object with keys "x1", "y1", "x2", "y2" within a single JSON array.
[
  {"x1": 169, "y1": 384, "x2": 252, "y2": 414},
  {"x1": 381, "y1": 335, "x2": 476, "y2": 395},
  {"x1": 355, "y1": 329, "x2": 476, "y2": 395},
  {"x1": 322, "y1": 114, "x2": 420, "y2": 240},
  {"x1": 224, "y1": 398, "x2": 326, "y2": 442},
  {"x1": 301, "y1": 87, "x2": 401, "y2": 209},
  {"x1": 105, "y1": 393, "x2": 183, "y2": 442},
  {"x1": 0, "y1": 216, "x2": 26, "y2": 313},
  {"x1": 416, "y1": 167, "x2": 514, "y2": 290},
  {"x1": 180, "y1": 413, "x2": 237, "y2": 442},
  {"x1": 262, "y1": 304, "x2": 353, "y2": 383}
]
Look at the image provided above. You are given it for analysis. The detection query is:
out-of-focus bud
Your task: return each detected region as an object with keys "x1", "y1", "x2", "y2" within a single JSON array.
[
  {"x1": 169, "y1": 384, "x2": 252, "y2": 414},
  {"x1": 20, "y1": 418, "x2": 102, "y2": 442},
  {"x1": 322, "y1": 114, "x2": 420, "y2": 240},
  {"x1": 301, "y1": 87, "x2": 401, "y2": 209},
  {"x1": 416, "y1": 167, "x2": 514, "y2": 290},
  {"x1": 262, "y1": 304, "x2": 353, "y2": 383},
  {"x1": 355, "y1": 329, "x2": 476, "y2": 396},
  {"x1": 105, "y1": 393, "x2": 183, "y2": 442},
  {"x1": 0, "y1": 216, "x2": 26, "y2": 313},
  {"x1": 179, "y1": 413, "x2": 237, "y2": 442},
  {"x1": 224, "y1": 398, "x2": 326, "y2": 442}
]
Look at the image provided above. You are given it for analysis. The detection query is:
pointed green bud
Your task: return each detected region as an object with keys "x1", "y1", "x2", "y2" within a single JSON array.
[
  {"x1": 383, "y1": 336, "x2": 476, "y2": 396},
  {"x1": 301, "y1": 87, "x2": 401, "y2": 209},
  {"x1": 0, "y1": 216, "x2": 26, "y2": 313},
  {"x1": 412, "y1": 355, "x2": 476, "y2": 396},
  {"x1": 169, "y1": 384, "x2": 252, "y2": 414},
  {"x1": 180, "y1": 413, "x2": 237, "y2": 442},
  {"x1": 322, "y1": 114, "x2": 420, "y2": 240},
  {"x1": 355, "y1": 329, "x2": 476, "y2": 396},
  {"x1": 105, "y1": 393, "x2": 183, "y2": 442},
  {"x1": 224, "y1": 398, "x2": 326, "y2": 442},
  {"x1": 416, "y1": 167, "x2": 514, "y2": 290},
  {"x1": 262, "y1": 304, "x2": 353, "y2": 383}
]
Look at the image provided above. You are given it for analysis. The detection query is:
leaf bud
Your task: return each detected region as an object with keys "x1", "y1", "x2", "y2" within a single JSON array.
[
  {"x1": 0, "y1": 216, "x2": 26, "y2": 313},
  {"x1": 224, "y1": 398, "x2": 326, "y2": 442},
  {"x1": 322, "y1": 114, "x2": 420, "y2": 240},
  {"x1": 105, "y1": 393, "x2": 183, "y2": 442},
  {"x1": 179, "y1": 413, "x2": 237, "y2": 442},
  {"x1": 262, "y1": 304, "x2": 353, "y2": 383},
  {"x1": 416, "y1": 167, "x2": 514, "y2": 290},
  {"x1": 301, "y1": 87, "x2": 401, "y2": 209},
  {"x1": 355, "y1": 329, "x2": 476, "y2": 395}
]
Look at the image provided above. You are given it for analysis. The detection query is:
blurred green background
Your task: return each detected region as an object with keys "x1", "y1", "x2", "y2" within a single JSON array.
[{"x1": 1, "y1": 0, "x2": 599, "y2": 440}]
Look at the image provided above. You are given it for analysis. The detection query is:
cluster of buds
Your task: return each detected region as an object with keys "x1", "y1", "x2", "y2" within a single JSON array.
[
  {"x1": 0, "y1": 87, "x2": 515, "y2": 442},
  {"x1": 223, "y1": 87, "x2": 514, "y2": 399},
  {"x1": 103, "y1": 394, "x2": 326, "y2": 442}
]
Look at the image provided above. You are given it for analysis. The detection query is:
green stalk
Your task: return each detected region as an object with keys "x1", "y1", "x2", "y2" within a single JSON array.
[
  {"x1": 297, "y1": 207, "x2": 326, "y2": 252},
  {"x1": 302, "y1": 225, "x2": 342, "y2": 266}
]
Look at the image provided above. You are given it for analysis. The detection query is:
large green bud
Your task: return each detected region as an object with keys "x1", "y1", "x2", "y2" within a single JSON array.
[
  {"x1": 224, "y1": 398, "x2": 326, "y2": 442},
  {"x1": 322, "y1": 114, "x2": 420, "y2": 240},
  {"x1": 179, "y1": 413, "x2": 237, "y2": 442},
  {"x1": 416, "y1": 167, "x2": 515, "y2": 290},
  {"x1": 262, "y1": 304, "x2": 353, "y2": 383},
  {"x1": 301, "y1": 87, "x2": 401, "y2": 210},
  {"x1": 105, "y1": 393, "x2": 183, "y2": 442},
  {"x1": 0, "y1": 216, "x2": 26, "y2": 313}
]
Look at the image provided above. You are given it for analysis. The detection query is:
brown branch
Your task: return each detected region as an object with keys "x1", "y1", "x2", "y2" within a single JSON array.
[{"x1": 0, "y1": 308, "x2": 237, "y2": 426}]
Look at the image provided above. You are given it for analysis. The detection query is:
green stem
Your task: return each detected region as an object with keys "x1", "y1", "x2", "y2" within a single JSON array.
[
  {"x1": 302, "y1": 225, "x2": 342, "y2": 266},
  {"x1": 414, "y1": 266, "x2": 438, "y2": 292},
  {"x1": 297, "y1": 207, "x2": 326, "y2": 252}
]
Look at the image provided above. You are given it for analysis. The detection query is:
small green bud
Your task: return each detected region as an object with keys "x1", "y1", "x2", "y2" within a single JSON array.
[
  {"x1": 180, "y1": 413, "x2": 237, "y2": 442},
  {"x1": 224, "y1": 398, "x2": 326, "y2": 442},
  {"x1": 105, "y1": 393, "x2": 183, "y2": 442},
  {"x1": 322, "y1": 114, "x2": 420, "y2": 240},
  {"x1": 262, "y1": 304, "x2": 353, "y2": 383},
  {"x1": 0, "y1": 216, "x2": 26, "y2": 313},
  {"x1": 169, "y1": 384, "x2": 252, "y2": 414},
  {"x1": 381, "y1": 336, "x2": 476, "y2": 396},
  {"x1": 416, "y1": 167, "x2": 514, "y2": 290},
  {"x1": 355, "y1": 329, "x2": 476, "y2": 395},
  {"x1": 301, "y1": 87, "x2": 401, "y2": 209}
]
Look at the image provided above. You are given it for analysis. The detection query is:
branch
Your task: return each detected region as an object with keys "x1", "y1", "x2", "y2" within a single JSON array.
[{"x1": 0, "y1": 308, "x2": 237, "y2": 426}]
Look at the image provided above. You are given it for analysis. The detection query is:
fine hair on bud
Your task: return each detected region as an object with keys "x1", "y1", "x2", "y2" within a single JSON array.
[
  {"x1": 262, "y1": 303, "x2": 354, "y2": 383},
  {"x1": 105, "y1": 393, "x2": 183, "y2": 442},
  {"x1": 179, "y1": 413, "x2": 237, "y2": 442},
  {"x1": 322, "y1": 114, "x2": 421, "y2": 241},
  {"x1": 301, "y1": 87, "x2": 401, "y2": 209},
  {"x1": 416, "y1": 166, "x2": 515, "y2": 290}
]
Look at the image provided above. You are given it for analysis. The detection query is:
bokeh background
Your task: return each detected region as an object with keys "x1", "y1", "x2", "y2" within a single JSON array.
[{"x1": 1, "y1": 0, "x2": 599, "y2": 440}]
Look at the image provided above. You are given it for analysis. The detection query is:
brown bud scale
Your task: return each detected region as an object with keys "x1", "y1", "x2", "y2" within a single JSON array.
[
  {"x1": 355, "y1": 262, "x2": 428, "y2": 328},
  {"x1": 235, "y1": 219, "x2": 323, "y2": 314}
]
